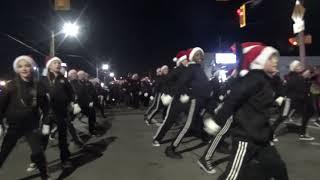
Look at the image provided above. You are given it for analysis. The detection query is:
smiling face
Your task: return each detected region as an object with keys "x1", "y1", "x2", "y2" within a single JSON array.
[{"x1": 17, "y1": 59, "x2": 33, "y2": 80}]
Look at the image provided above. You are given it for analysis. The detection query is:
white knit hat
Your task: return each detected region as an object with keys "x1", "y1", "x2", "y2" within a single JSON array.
[
  {"x1": 13, "y1": 55, "x2": 37, "y2": 73},
  {"x1": 46, "y1": 56, "x2": 62, "y2": 69},
  {"x1": 289, "y1": 60, "x2": 301, "y2": 72}
]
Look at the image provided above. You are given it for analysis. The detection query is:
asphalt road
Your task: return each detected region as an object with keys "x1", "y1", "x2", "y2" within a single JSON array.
[{"x1": 0, "y1": 107, "x2": 319, "y2": 180}]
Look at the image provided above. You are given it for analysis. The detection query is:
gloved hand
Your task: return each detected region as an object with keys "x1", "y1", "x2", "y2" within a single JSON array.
[
  {"x1": 138, "y1": 91, "x2": 142, "y2": 96},
  {"x1": 42, "y1": 124, "x2": 50, "y2": 135},
  {"x1": 73, "y1": 103, "x2": 82, "y2": 114},
  {"x1": 179, "y1": 94, "x2": 190, "y2": 103},
  {"x1": 89, "y1": 102, "x2": 94, "y2": 107},
  {"x1": 203, "y1": 117, "x2": 221, "y2": 136},
  {"x1": 275, "y1": 96, "x2": 285, "y2": 106},
  {"x1": 144, "y1": 92, "x2": 149, "y2": 97},
  {"x1": 161, "y1": 94, "x2": 173, "y2": 106},
  {"x1": 219, "y1": 95, "x2": 224, "y2": 101},
  {"x1": 150, "y1": 96, "x2": 154, "y2": 101}
]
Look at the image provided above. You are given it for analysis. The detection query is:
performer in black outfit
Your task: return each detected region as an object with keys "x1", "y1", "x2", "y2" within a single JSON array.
[{"x1": 0, "y1": 56, "x2": 50, "y2": 179}]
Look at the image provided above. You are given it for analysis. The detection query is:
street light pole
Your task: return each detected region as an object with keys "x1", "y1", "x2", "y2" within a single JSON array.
[
  {"x1": 50, "y1": 30, "x2": 55, "y2": 56},
  {"x1": 292, "y1": 0, "x2": 306, "y2": 65},
  {"x1": 298, "y1": 31, "x2": 306, "y2": 65}
]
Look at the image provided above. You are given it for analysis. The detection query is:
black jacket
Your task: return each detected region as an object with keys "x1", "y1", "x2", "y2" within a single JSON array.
[
  {"x1": 40, "y1": 73, "x2": 74, "y2": 113},
  {"x1": 285, "y1": 72, "x2": 310, "y2": 102},
  {"x1": 166, "y1": 66, "x2": 188, "y2": 96},
  {"x1": 215, "y1": 70, "x2": 275, "y2": 144},
  {"x1": 0, "y1": 78, "x2": 49, "y2": 129},
  {"x1": 130, "y1": 79, "x2": 141, "y2": 94},
  {"x1": 157, "y1": 75, "x2": 170, "y2": 94},
  {"x1": 175, "y1": 63, "x2": 211, "y2": 99},
  {"x1": 270, "y1": 74, "x2": 286, "y2": 98},
  {"x1": 74, "y1": 80, "x2": 97, "y2": 107}
]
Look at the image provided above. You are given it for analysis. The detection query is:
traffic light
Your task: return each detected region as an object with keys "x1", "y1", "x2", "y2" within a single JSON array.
[
  {"x1": 237, "y1": 4, "x2": 246, "y2": 28},
  {"x1": 288, "y1": 34, "x2": 312, "y2": 46},
  {"x1": 54, "y1": 0, "x2": 70, "y2": 11},
  {"x1": 289, "y1": 37, "x2": 298, "y2": 46}
]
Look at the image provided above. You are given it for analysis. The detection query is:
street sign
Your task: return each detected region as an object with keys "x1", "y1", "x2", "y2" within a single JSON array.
[
  {"x1": 55, "y1": 0, "x2": 70, "y2": 11},
  {"x1": 291, "y1": 0, "x2": 305, "y2": 34},
  {"x1": 293, "y1": 21, "x2": 305, "y2": 34}
]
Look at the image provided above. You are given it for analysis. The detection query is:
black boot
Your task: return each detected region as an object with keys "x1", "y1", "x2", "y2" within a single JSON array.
[
  {"x1": 165, "y1": 146, "x2": 182, "y2": 159},
  {"x1": 31, "y1": 153, "x2": 50, "y2": 180}
]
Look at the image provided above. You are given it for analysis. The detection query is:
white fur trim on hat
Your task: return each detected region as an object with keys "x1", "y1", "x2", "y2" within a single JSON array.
[
  {"x1": 189, "y1": 47, "x2": 204, "y2": 61},
  {"x1": 243, "y1": 45, "x2": 260, "y2": 54},
  {"x1": 239, "y1": 69, "x2": 249, "y2": 77},
  {"x1": 46, "y1": 57, "x2": 62, "y2": 69},
  {"x1": 289, "y1": 60, "x2": 301, "y2": 72},
  {"x1": 176, "y1": 55, "x2": 187, "y2": 65},
  {"x1": 13, "y1": 55, "x2": 37, "y2": 73},
  {"x1": 250, "y1": 46, "x2": 279, "y2": 70}
]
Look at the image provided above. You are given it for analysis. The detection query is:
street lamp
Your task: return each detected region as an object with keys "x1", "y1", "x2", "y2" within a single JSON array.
[
  {"x1": 62, "y1": 22, "x2": 79, "y2": 37},
  {"x1": 50, "y1": 21, "x2": 80, "y2": 56},
  {"x1": 0, "y1": 81, "x2": 6, "y2": 86},
  {"x1": 102, "y1": 64, "x2": 109, "y2": 70},
  {"x1": 109, "y1": 72, "x2": 115, "y2": 78}
]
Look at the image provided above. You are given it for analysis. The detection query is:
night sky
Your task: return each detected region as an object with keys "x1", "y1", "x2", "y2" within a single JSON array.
[{"x1": 0, "y1": 0, "x2": 319, "y2": 79}]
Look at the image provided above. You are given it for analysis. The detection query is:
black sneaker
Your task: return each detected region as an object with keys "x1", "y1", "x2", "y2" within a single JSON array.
[
  {"x1": 299, "y1": 134, "x2": 315, "y2": 141},
  {"x1": 152, "y1": 140, "x2": 160, "y2": 147},
  {"x1": 314, "y1": 120, "x2": 320, "y2": 128},
  {"x1": 165, "y1": 147, "x2": 182, "y2": 159},
  {"x1": 62, "y1": 160, "x2": 73, "y2": 169},
  {"x1": 197, "y1": 158, "x2": 217, "y2": 174}
]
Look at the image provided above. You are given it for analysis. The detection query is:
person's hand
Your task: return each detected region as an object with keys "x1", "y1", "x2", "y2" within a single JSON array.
[{"x1": 42, "y1": 124, "x2": 50, "y2": 135}]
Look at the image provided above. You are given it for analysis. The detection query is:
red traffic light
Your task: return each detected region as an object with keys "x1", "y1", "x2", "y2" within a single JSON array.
[
  {"x1": 288, "y1": 37, "x2": 298, "y2": 46},
  {"x1": 237, "y1": 9, "x2": 242, "y2": 16}
]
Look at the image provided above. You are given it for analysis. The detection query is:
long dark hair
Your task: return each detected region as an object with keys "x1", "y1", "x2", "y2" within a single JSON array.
[{"x1": 15, "y1": 69, "x2": 38, "y2": 108}]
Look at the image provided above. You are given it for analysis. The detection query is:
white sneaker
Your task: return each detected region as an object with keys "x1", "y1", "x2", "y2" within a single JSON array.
[
  {"x1": 299, "y1": 134, "x2": 315, "y2": 141},
  {"x1": 26, "y1": 163, "x2": 37, "y2": 172},
  {"x1": 152, "y1": 140, "x2": 160, "y2": 147}
]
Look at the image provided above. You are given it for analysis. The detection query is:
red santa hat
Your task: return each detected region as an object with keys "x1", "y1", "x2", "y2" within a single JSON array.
[
  {"x1": 174, "y1": 50, "x2": 188, "y2": 66},
  {"x1": 187, "y1": 47, "x2": 204, "y2": 62},
  {"x1": 13, "y1": 55, "x2": 37, "y2": 73},
  {"x1": 46, "y1": 56, "x2": 62, "y2": 69},
  {"x1": 239, "y1": 42, "x2": 279, "y2": 76}
]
